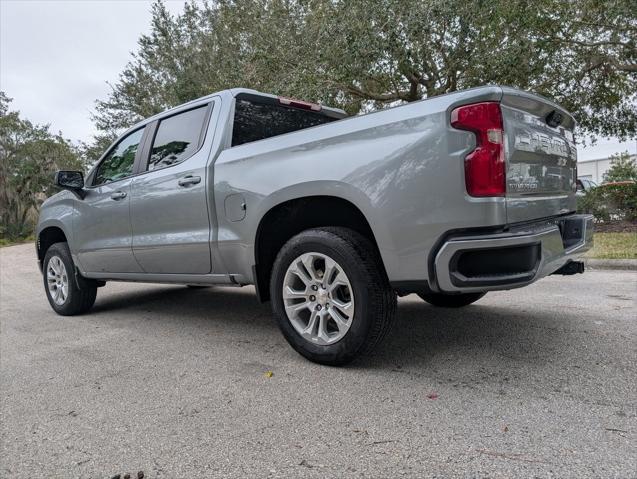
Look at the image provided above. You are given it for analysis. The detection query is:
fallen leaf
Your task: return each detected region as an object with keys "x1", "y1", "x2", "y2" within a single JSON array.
[
  {"x1": 426, "y1": 393, "x2": 438, "y2": 400},
  {"x1": 503, "y1": 425, "x2": 509, "y2": 432},
  {"x1": 264, "y1": 371, "x2": 274, "y2": 378}
]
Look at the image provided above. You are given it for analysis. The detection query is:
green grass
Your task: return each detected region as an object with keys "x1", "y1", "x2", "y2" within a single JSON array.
[{"x1": 585, "y1": 232, "x2": 637, "y2": 259}]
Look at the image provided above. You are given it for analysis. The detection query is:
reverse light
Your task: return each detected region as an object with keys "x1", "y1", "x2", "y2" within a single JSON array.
[{"x1": 451, "y1": 102, "x2": 505, "y2": 197}]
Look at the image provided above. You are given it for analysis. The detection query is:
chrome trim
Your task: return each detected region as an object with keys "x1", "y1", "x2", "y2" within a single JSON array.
[{"x1": 434, "y1": 214, "x2": 594, "y2": 293}]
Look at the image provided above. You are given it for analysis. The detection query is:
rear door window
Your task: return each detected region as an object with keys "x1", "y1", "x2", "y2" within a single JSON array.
[{"x1": 147, "y1": 106, "x2": 209, "y2": 171}]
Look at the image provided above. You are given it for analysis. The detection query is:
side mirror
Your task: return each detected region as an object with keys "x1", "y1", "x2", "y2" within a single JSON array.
[{"x1": 55, "y1": 170, "x2": 85, "y2": 198}]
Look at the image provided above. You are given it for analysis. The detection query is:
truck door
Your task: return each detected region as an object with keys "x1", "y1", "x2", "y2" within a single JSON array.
[
  {"x1": 75, "y1": 127, "x2": 146, "y2": 273},
  {"x1": 130, "y1": 102, "x2": 214, "y2": 274}
]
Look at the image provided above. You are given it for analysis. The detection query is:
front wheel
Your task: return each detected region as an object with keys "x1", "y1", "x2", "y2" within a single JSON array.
[
  {"x1": 43, "y1": 242, "x2": 97, "y2": 316},
  {"x1": 417, "y1": 291, "x2": 486, "y2": 308},
  {"x1": 270, "y1": 227, "x2": 396, "y2": 366}
]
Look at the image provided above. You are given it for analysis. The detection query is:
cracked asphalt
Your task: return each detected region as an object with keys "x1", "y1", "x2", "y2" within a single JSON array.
[{"x1": 1, "y1": 243, "x2": 636, "y2": 478}]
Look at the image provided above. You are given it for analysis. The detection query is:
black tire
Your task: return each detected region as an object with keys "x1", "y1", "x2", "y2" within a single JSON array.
[
  {"x1": 270, "y1": 227, "x2": 396, "y2": 366},
  {"x1": 417, "y1": 291, "x2": 486, "y2": 308},
  {"x1": 43, "y1": 242, "x2": 97, "y2": 316}
]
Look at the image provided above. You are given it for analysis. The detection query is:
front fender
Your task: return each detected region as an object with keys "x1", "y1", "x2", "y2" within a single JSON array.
[{"x1": 36, "y1": 191, "x2": 78, "y2": 266}]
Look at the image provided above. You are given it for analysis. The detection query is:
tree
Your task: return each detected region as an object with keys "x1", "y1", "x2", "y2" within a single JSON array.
[
  {"x1": 94, "y1": 0, "x2": 636, "y2": 141},
  {"x1": 603, "y1": 151, "x2": 637, "y2": 182},
  {"x1": 77, "y1": 131, "x2": 118, "y2": 168},
  {"x1": 0, "y1": 93, "x2": 84, "y2": 240}
]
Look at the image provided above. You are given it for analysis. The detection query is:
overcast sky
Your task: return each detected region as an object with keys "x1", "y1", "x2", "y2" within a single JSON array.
[{"x1": 1, "y1": 0, "x2": 635, "y2": 161}]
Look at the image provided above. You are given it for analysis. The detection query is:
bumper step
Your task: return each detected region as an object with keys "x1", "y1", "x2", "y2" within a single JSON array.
[{"x1": 433, "y1": 214, "x2": 593, "y2": 293}]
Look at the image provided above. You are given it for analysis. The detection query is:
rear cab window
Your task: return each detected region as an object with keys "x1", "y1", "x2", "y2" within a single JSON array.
[{"x1": 231, "y1": 94, "x2": 344, "y2": 147}]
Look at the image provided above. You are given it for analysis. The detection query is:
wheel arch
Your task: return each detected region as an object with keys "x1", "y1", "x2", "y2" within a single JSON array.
[
  {"x1": 37, "y1": 225, "x2": 69, "y2": 265},
  {"x1": 252, "y1": 195, "x2": 384, "y2": 302}
]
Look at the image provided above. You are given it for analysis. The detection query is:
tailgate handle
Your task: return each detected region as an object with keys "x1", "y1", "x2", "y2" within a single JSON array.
[{"x1": 546, "y1": 110, "x2": 563, "y2": 128}]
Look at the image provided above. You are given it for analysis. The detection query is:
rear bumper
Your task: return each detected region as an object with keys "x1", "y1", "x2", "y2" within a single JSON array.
[{"x1": 433, "y1": 214, "x2": 594, "y2": 293}]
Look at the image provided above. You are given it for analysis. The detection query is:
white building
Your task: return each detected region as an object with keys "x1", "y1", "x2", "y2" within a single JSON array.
[{"x1": 577, "y1": 154, "x2": 637, "y2": 184}]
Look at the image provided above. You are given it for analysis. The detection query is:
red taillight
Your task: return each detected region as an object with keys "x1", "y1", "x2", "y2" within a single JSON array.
[
  {"x1": 451, "y1": 102, "x2": 505, "y2": 197},
  {"x1": 278, "y1": 97, "x2": 322, "y2": 112}
]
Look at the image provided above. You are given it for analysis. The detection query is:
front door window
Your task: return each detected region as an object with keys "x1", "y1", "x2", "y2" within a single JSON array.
[{"x1": 93, "y1": 128, "x2": 144, "y2": 186}]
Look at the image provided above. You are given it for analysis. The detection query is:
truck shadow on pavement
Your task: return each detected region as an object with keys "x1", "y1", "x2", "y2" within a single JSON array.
[{"x1": 88, "y1": 284, "x2": 573, "y2": 372}]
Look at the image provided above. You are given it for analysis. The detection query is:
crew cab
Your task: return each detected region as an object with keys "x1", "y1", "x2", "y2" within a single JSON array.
[{"x1": 37, "y1": 86, "x2": 593, "y2": 365}]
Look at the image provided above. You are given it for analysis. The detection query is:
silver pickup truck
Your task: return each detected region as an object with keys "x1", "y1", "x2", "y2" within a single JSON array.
[{"x1": 37, "y1": 86, "x2": 593, "y2": 365}]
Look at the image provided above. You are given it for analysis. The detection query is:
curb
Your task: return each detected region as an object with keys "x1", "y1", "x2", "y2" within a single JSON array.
[{"x1": 584, "y1": 258, "x2": 637, "y2": 271}]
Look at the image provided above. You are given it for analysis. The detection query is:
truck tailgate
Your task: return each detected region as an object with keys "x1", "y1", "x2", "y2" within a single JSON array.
[{"x1": 500, "y1": 88, "x2": 578, "y2": 224}]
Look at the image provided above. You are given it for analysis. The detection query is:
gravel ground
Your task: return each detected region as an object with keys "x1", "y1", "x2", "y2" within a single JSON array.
[{"x1": 1, "y1": 243, "x2": 636, "y2": 479}]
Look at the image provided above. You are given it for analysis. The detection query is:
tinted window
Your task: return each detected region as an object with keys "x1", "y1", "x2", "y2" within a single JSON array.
[
  {"x1": 148, "y1": 106, "x2": 208, "y2": 171},
  {"x1": 232, "y1": 99, "x2": 339, "y2": 147},
  {"x1": 93, "y1": 128, "x2": 144, "y2": 186}
]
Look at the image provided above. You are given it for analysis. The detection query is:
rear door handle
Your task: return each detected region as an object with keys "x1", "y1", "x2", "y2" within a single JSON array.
[
  {"x1": 110, "y1": 191, "x2": 127, "y2": 200},
  {"x1": 178, "y1": 175, "x2": 201, "y2": 187}
]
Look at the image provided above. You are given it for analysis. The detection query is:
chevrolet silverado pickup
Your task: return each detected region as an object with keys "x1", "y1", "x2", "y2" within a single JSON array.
[{"x1": 37, "y1": 86, "x2": 593, "y2": 365}]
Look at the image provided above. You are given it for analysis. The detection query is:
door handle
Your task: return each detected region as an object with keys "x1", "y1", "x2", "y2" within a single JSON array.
[
  {"x1": 178, "y1": 175, "x2": 201, "y2": 187},
  {"x1": 110, "y1": 191, "x2": 127, "y2": 200}
]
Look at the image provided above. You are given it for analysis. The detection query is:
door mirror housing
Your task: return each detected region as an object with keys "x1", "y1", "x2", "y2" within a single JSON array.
[{"x1": 55, "y1": 170, "x2": 85, "y2": 197}]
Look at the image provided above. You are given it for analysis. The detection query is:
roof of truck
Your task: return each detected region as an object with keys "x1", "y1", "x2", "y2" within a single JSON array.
[
  {"x1": 93, "y1": 87, "x2": 348, "y2": 168},
  {"x1": 137, "y1": 88, "x2": 347, "y2": 127}
]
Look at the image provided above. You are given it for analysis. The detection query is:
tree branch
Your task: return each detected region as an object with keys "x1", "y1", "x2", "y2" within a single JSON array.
[
  {"x1": 550, "y1": 37, "x2": 631, "y2": 48},
  {"x1": 344, "y1": 84, "x2": 412, "y2": 103}
]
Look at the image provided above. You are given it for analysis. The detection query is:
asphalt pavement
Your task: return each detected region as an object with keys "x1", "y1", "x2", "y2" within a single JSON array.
[{"x1": 1, "y1": 243, "x2": 635, "y2": 478}]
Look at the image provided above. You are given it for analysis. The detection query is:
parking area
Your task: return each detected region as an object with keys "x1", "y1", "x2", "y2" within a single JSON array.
[{"x1": 1, "y1": 243, "x2": 635, "y2": 478}]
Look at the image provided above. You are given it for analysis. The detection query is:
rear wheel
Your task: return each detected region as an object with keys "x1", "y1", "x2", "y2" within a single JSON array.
[
  {"x1": 43, "y1": 242, "x2": 97, "y2": 316},
  {"x1": 270, "y1": 227, "x2": 396, "y2": 366},
  {"x1": 418, "y1": 291, "x2": 486, "y2": 308}
]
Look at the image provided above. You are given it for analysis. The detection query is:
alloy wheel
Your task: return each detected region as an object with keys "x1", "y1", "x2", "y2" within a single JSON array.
[
  {"x1": 282, "y1": 252, "x2": 355, "y2": 345},
  {"x1": 46, "y1": 255, "x2": 69, "y2": 306}
]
